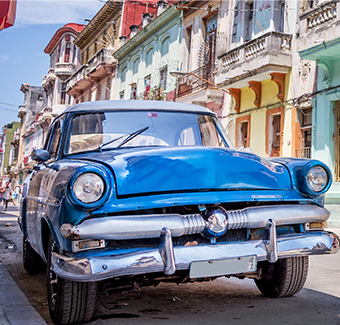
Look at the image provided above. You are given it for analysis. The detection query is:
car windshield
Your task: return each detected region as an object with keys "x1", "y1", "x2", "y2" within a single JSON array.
[{"x1": 67, "y1": 111, "x2": 232, "y2": 154}]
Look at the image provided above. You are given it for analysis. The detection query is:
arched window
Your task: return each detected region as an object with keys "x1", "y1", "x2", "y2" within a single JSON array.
[
  {"x1": 64, "y1": 43, "x2": 71, "y2": 63},
  {"x1": 146, "y1": 48, "x2": 153, "y2": 68},
  {"x1": 133, "y1": 57, "x2": 139, "y2": 75},
  {"x1": 161, "y1": 37, "x2": 170, "y2": 57}
]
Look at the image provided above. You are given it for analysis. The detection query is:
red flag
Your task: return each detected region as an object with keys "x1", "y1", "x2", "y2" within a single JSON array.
[{"x1": 0, "y1": 0, "x2": 17, "y2": 31}]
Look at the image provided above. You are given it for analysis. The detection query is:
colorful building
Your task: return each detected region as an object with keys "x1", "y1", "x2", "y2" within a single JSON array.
[
  {"x1": 114, "y1": 1, "x2": 180, "y2": 101},
  {"x1": 297, "y1": 0, "x2": 340, "y2": 226},
  {"x1": 16, "y1": 83, "x2": 46, "y2": 182},
  {"x1": 0, "y1": 121, "x2": 20, "y2": 188},
  {"x1": 43, "y1": 23, "x2": 85, "y2": 114},
  {"x1": 67, "y1": 1, "x2": 122, "y2": 102},
  {"x1": 174, "y1": 1, "x2": 224, "y2": 114}
]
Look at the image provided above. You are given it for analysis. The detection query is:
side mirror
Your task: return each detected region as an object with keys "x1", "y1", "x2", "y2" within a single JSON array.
[{"x1": 31, "y1": 149, "x2": 50, "y2": 162}]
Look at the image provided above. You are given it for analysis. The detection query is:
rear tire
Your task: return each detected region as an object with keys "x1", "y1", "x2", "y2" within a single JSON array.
[
  {"x1": 23, "y1": 236, "x2": 45, "y2": 274},
  {"x1": 46, "y1": 234, "x2": 96, "y2": 324},
  {"x1": 254, "y1": 256, "x2": 309, "y2": 298}
]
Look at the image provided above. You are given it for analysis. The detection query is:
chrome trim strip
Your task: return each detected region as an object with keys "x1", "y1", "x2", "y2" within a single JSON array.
[
  {"x1": 52, "y1": 231, "x2": 339, "y2": 282},
  {"x1": 60, "y1": 205, "x2": 330, "y2": 240},
  {"x1": 60, "y1": 213, "x2": 207, "y2": 240},
  {"x1": 26, "y1": 195, "x2": 61, "y2": 207}
]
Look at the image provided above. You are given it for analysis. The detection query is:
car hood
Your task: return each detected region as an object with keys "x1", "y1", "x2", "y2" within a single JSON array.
[{"x1": 74, "y1": 147, "x2": 291, "y2": 197}]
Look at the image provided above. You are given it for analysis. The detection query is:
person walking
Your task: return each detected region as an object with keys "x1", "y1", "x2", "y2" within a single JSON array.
[
  {"x1": 3, "y1": 182, "x2": 12, "y2": 211},
  {"x1": 0, "y1": 184, "x2": 4, "y2": 206}
]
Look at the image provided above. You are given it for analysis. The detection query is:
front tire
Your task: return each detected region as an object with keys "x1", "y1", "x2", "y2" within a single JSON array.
[
  {"x1": 23, "y1": 236, "x2": 45, "y2": 274},
  {"x1": 254, "y1": 256, "x2": 309, "y2": 298},
  {"x1": 46, "y1": 234, "x2": 97, "y2": 324}
]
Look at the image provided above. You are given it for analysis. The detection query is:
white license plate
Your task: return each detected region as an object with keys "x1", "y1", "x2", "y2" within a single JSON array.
[{"x1": 189, "y1": 255, "x2": 257, "y2": 279}]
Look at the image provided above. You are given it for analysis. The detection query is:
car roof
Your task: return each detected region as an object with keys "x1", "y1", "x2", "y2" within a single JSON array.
[{"x1": 63, "y1": 100, "x2": 215, "y2": 115}]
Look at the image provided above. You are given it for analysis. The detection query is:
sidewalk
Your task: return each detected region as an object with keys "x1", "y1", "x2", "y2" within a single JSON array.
[{"x1": 0, "y1": 205, "x2": 46, "y2": 325}]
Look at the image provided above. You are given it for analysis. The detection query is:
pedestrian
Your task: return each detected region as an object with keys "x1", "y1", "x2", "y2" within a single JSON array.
[
  {"x1": 3, "y1": 182, "x2": 12, "y2": 211},
  {"x1": 0, "y1": 184, "x2": 4, "y2": 206}
]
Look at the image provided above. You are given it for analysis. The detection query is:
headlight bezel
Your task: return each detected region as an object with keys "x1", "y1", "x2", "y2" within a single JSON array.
[
  {"x1": 301, "y1": 162, "x2": 332, "y2": 197},
  {"x1": 68, "y1": 166, "x2": 110, "y2": 209}
]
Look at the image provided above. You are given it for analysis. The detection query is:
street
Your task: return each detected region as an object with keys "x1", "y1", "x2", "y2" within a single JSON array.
[{"x1": 0, "y1": 205, "x2": 340, "y2": 325}]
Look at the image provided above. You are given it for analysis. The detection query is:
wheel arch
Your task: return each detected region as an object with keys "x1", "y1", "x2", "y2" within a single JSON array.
[{"x1": 41, "y1": 218, "x2": 59, "y2": 263}]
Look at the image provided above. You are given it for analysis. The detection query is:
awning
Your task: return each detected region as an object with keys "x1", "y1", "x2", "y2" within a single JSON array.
[{"x1": 0, "y1": 0, "x2": 17, "y2": 31}]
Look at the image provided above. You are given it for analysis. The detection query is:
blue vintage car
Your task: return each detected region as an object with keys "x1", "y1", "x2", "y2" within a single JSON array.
[{"x1": 19, "y1": 100, "x2": 339, "y2": 324}]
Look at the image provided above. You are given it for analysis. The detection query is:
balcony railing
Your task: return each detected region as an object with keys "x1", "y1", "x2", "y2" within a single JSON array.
[
  {"x1": 177, "y1": 64, "x2": 215, "y2": 98},
  {"x1": 55, "y1": 62, "x2": 76, "y2": 78},
  {"x1": 219, "y1": 32, "x2": 292, "y2": 76},
  {"x1": 66, "y1": 65, "x2": 87, "y2": 90},
  {"x1": 300, "y1": 1, "x2": 337, "y2": 31},
  {"x1": 295, "y1": 147, "x2": 311, "y2": 159},
  {"x1": 86, "y1": 48, "x2": 115, "y2": 73}
]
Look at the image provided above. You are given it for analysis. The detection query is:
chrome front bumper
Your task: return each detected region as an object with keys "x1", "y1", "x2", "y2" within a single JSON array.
[
  {"x1": 52, "y1": 225, "x2": 340, "y2": 282},
  {"x1": 60, "y1": 204, "x2": 330, "y2": 240}
]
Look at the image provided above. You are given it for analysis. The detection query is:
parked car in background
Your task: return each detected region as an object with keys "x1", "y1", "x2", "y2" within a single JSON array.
[{"x1": 19, "y1": 100, "x2": 339, "y2": 324}]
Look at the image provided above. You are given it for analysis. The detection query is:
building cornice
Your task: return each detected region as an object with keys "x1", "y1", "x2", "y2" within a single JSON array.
[
  {"x1": 74, "y1": 1, "x2": 122, "y2": 49},
  {"x1": 114, "y1": 6, "x2": 181, "y2": 60},
  {"x1": 44, "y1": 24, "x2": 85, "y2": 54}
]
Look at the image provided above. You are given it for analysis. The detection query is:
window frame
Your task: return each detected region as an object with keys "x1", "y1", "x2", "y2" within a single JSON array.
[
  {"x1": 236, "y1": 114, "x2": 251, "y2": 148},
  {"x1": 266, "y1": 107, "x2": 284, "y2": 157}
]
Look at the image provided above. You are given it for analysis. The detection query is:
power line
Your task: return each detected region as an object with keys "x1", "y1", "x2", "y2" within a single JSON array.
[
  {"x1": 0, "y1": 102, "x2": 19, "y2": 107},
  {"x1": 0, "y1": 106, "x2": 18, "y2": 113}
]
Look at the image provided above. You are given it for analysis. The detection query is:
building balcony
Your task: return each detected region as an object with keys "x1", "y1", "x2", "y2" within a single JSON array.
[
  {"x1": 67, "y1": 48, "x2": 116, "y2": 97},
  {"x1": 86, "y1": 47, "x2": 116, "y2": 82},
  {"x1": 18, "y1": 105, "x2": 26, "y2": 119},
  {"x1": 42, "y1": 68, "x2": 56, "y2": 88},
  {"x1": 66, "y1": 65, "x2": 93, "y2": 97},
  {"x1": 297, "y1": 0, "x2": 340, "y2": 61},
  {"x1": 176, "y1": 64, "x2": 215, "y2": 99},
  {"x1": 297, "y1": 0, "x2": 340, "y2": 52},
  {"x1": 55, "y1": 62, "x2": 76, "y2": 81},
  {"x1": 216, "y1": 32, "x2": 292, "y2": 88}
]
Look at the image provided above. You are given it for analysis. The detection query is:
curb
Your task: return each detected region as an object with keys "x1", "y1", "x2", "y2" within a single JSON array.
[{"x1": 0, "y1": 262, "x2": 46, "y2": 325}]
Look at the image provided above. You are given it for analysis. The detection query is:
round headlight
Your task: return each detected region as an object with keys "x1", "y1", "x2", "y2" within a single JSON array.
[
  {"x1": 306, "y1": 166, "x2": 328, "y2": 192},
  {"x1": 73, "y1": 173, "x2": 104, "y2": 203}
]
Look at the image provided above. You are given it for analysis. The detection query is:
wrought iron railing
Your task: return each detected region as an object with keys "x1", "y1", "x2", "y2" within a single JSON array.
[
  {"x1": 177, "y1": 64, "x2": 215, "y2": 98},
  {"x1": 295, "y1": 147, "x2": 311, "y2": 159}
]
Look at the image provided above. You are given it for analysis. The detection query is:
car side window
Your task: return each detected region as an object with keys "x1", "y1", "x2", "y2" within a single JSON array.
[{"x1": 47, "y1": 119, "x2": 63, "y2": 158}]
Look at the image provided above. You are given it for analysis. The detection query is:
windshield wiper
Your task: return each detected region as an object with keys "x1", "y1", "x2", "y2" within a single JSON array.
[
  {"x1": 97, "y1": 126, "x2": 149, "y2": 151},
  {"x1": 117, "y1": 126, "x2": 149, "y2": 148}
]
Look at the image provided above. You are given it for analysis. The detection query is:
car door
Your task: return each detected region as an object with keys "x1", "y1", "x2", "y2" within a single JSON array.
[{"x1": 26, "y1": 117, "x2": 63, "y2": 254}]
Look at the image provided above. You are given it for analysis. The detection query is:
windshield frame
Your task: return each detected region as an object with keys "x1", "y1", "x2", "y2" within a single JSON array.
[{"x1": 62, "y1": 109, "x2": 233, "y2": 156}]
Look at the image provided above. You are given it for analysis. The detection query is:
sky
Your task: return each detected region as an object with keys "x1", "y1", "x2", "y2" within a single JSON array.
[{"x1": 0, "y1": 0, "x2": 105, "y2": 126}]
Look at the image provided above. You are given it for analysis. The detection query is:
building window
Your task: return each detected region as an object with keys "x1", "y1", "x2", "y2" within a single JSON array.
[
  {"x1": 236, "y1": 115, "x2": 251, "y2": 148},
  {"x1": 186, "y1": 26, "x2": 192, "y2": 71},
  {"x1": 244, "y1": 1, "x2": 254, "y2": 41},
  {"x1": 296, "y1": 108, "x2": 312, "y2": 158},
  {"x1": 97, "y1": 85, "x2": 101, "y2": 101},
  {"x1": 161, "y1": 37, "x2": 170, "y2": 57},
  {"x1": 146, "y1": 48, "x2": 153, "y2": 68},
  {"x1": 266, "y1": 107, "x2": 284, "y2": 157},
  {"x1": 160, "y1": 66, "x2": 167, "y2": 91},
  {"x1": 334, "y1": 102, "x2": 340, "y2": 181},
  {"x1": 144, "y1": 75, "x2": 151, "y2": 98},
  {"x1": 72, "y1": 44, "x2": 77, "y2": 63},
  {"x1": 60, "y1": 83, "x2": 67, "y2": 105},
  {"x1": 65, "y1": 42, "x2": 71, "y2": 63},
  {"x1": 130, "y1": 83, "x2": 137, "y2": 100},
  {"x1": 203, "y1": 14, "x2": 217, "y2": 66},
  {"x1": 106, "y1": 78, "x2": 111, "y2": 100}
]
